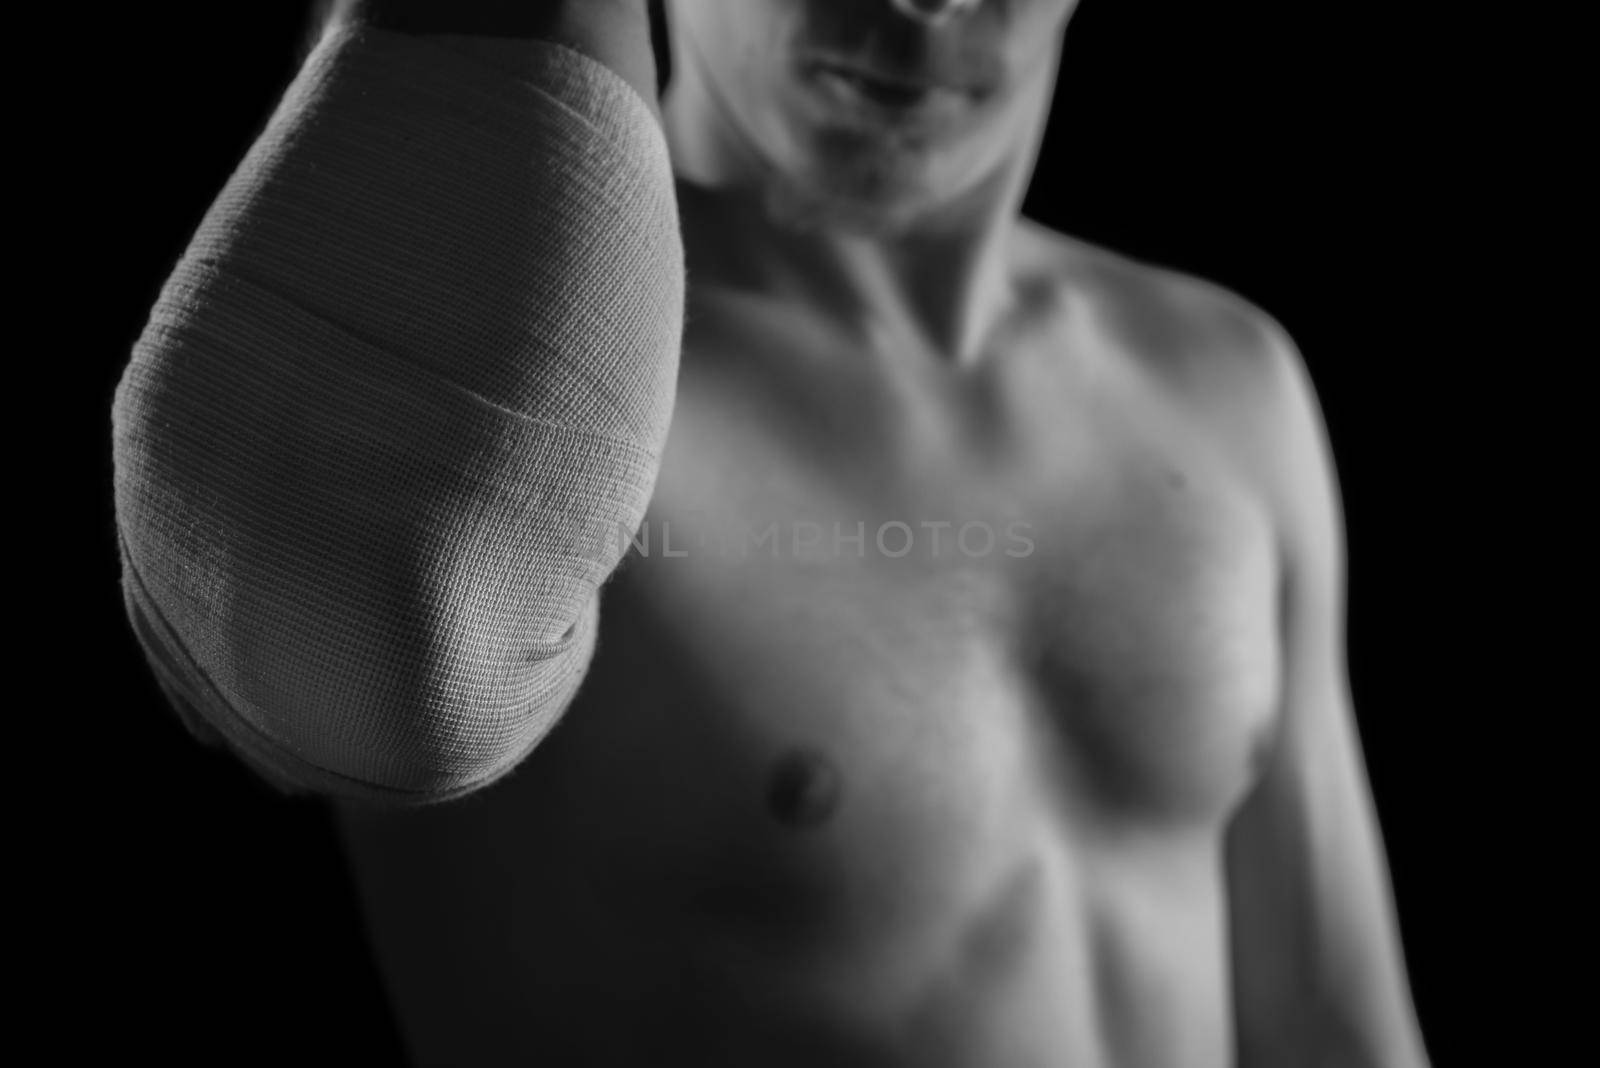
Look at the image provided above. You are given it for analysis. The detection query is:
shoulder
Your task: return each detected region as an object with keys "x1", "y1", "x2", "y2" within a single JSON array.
[
  {"x1": 1018, "y1": 218, "x2": 1340, "y2": 538},
  {"x1": 1016, "y1": 217, "x2": 1288, "y2": 397}
]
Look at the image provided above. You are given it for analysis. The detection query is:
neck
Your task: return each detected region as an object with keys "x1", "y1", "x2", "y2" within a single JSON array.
[{"x1": 661, "y1": 42, "x2": 1060, "y2": 366}]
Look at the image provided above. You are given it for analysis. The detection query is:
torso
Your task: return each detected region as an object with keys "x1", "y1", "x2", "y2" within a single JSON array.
[{"x1": 335, "y1": 208, "x2": 1287, "y2": 1068}]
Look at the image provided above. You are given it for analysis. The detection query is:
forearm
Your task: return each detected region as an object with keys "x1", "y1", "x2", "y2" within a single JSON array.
[
  {"x1": 112, "y1": 18, "x2": 682, "y2": 803},
  {"x1": 350, "y1": 0, "x2": 658, "y2": 117}
]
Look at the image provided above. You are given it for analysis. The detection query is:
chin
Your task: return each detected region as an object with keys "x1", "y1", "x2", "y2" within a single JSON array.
[
  {"x1": 760, "y1": 180, "x2": 923, "y2": 238},
  {"x1": 758, "y1": 110, "x2": 1012, "y2": 238},
  {"x1": 758, "y1": 149, "x2": 952, "y2": 238}
]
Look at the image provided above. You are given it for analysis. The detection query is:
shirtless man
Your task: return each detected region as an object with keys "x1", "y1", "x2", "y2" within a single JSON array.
[{"x1": 111, "y1": 0, "x2": 1431, "y2": 1064}]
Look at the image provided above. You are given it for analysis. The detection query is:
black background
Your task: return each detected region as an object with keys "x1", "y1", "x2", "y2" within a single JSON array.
[{"x1": 64, "y1": 1, "x2": 1518, "y2": 1064}]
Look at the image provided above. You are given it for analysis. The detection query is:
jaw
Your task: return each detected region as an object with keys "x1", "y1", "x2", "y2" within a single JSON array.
[{"x1": 664, "y1": 43, "x2": 1064, "y2": 247}]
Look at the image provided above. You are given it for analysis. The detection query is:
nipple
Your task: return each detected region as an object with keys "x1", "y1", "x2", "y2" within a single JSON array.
[{"x1": 766, "y1": 748, "x2": 843, "y2": 829}]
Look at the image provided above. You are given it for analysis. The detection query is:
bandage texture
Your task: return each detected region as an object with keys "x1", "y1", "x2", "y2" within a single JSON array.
[{"x1": 111, "y1": 23, "x2": 682, "y2": 803}]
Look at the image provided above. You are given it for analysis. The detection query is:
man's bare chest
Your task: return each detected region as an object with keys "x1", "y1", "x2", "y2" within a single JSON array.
[
  {"x1": 331, "y1": 300, "x2": 1285, "y2": 1048},
  {"x1": 595, "y1": 310, "x2": 1282, "y2": 846}
]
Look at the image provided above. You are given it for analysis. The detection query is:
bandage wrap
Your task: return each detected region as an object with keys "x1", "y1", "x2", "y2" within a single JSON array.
[{"x1": 111, "y1": 23, "x2": 682, "y2": 802}]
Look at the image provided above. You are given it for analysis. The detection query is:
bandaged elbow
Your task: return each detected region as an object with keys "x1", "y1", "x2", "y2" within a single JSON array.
[{"x1": 110, "y1": 22, "x2": 681, "y2": 802}]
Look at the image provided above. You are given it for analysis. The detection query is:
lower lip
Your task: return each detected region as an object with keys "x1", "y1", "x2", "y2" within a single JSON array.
[{"x1": 804, "y1": 65, "x2": 972, "y2": 127}]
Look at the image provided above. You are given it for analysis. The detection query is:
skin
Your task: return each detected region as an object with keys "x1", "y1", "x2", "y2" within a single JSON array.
[{"x1": 332, "y1": 2, "x2": 1432, "y2": 1064}]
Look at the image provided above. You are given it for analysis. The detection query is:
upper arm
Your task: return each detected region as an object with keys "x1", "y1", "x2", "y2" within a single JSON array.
[{"x1": 1223, "y1": 321, "x2": 1431, "y2": 1067}]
